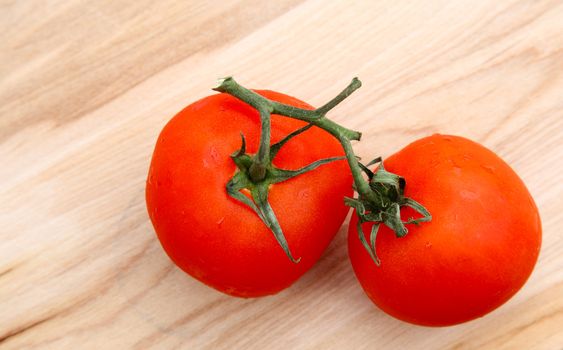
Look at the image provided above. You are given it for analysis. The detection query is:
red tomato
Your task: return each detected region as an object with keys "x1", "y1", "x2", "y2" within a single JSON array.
[
  {"x1": 348, "y1": 134, "x2": 541, "y2": 326},
  {"x1": 146, "y1": 90, "x2": 352, "y2": 297}
]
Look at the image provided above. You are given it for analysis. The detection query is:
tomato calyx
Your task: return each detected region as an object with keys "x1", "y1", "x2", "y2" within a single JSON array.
[
  {"x1": 214, "y1": 77, "x2": 432, "y2": 265},
  {"x1": 345, "y1": 158, "x2": 431, "y2": 265},
  {"x1": 226, "y1": 132, "x2": 345, "y2": 263}
]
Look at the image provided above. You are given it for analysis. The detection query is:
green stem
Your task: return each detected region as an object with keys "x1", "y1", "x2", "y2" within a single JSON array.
[
  {"x1": 214, "y1": 77, "x2": 370, "y2": 196},
  {"x1": 249, "y1": 107, "x2": 272, "y2": 181},
  {"x1": 337, "y1": 135, "x2": 376, "y2": 201},
  {"x1": 216, "y1": 76, "x2": 431, "y2": 265},
  {"x1": 316, "y1": 78, "x2": 362, "y2": 115}
]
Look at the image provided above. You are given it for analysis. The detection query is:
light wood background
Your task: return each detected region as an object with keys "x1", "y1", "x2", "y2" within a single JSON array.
[{"x1": 1, "y1": 1, "x2": 562, "y2": 349}]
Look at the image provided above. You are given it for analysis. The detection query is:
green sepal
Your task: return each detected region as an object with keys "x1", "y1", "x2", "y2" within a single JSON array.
[
  {"x1": 357, "y1": 161, "x2": 374, "y2": 179},
  {"x1": 382, "y1": 202, "x2": 408, "y2": 237},
  {"x1": 226, "y1": 174, "x2": 300, "y2": 262},
  {"x1": 345, "y1": 158, "x2": 432, "y2": 264},
  {"x1": 369, "y1": 223, "x2": 380, "y2": 254},
  {"x1": 401, "y1": 197, "x2": 432, "y2": 225},
  {"x1": 356, "y1": 220, "x2": 381, "y2": 266},
  {"x1": 365, "y1": 156, "x2": 382, "y2": 167},
  {"x1": 233, "y1": 133, "x2": 246, "y2": 157},
  {"x1": 226, "y1": 173, "x2": 266, "y2": 223},
  {"x1": 225, "y1": 125, "x2": 345, "y2": 263},
  {"x1": 253, "y1": 184, "x2": 301, "y2": 263}
]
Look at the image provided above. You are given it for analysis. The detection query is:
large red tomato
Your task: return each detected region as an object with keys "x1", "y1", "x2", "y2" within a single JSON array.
[
  {"x1": 146, "y1": 90, "x2": 352, "y2": 297},
  {"x1": 348, "y1": 134, "x2": 541, "y2": 326}
]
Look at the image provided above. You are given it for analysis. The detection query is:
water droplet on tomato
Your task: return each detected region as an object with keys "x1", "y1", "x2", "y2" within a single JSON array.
[
  {"x1": 460, "y1": 190, "x2": 478, "y2": 200},
  {"x1": 298, "y1": 189, "x2": 310, "y2": 199},
  {"x1": 481, "y1": 165, "x2": 495, "y2": 174},
  {"x1": 217, "y1": 217, "x2": 225, "y2": 227},
  {"x1": 203, "y1": 146, "x2": 221, "y2": 168},
  {"x1": 451, "y1": 158, "x2": 463, "y2": 175}
]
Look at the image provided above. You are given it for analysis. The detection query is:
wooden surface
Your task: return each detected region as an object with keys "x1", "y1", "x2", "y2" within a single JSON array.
[{"x1": 1, "y1": 1, "x2": 563, "y2": 349}]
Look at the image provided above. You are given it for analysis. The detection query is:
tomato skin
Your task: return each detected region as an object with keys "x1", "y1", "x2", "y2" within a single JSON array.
[
  {"x1": 146, "y1": 90, "x2": 352, "y2": 297},
  {"x1": 348, "y1": 134, "x2": 541, "y2": 326}
]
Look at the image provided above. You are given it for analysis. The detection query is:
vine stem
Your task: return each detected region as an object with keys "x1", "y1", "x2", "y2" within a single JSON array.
[
  {"x1": 214, "y1": 77, "x2": 373, "y2": 199},
  {"x1": 214, "y1": 76, "x2": 432, "y2": 265}
]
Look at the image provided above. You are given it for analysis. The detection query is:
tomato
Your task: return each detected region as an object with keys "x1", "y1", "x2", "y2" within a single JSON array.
[
  {"x1": 348, "y1": 134, "x2": 541, "y2": 326},
  {"x1": 146, "y1": 90, "x2": 352, "y2": 297}
]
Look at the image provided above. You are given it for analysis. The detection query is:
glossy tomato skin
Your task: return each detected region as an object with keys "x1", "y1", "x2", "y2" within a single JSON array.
[
  {"x1": 348, "y1": 134, "x2": 541, "y2": 326},
  {"x1": 146, "y1": 90, "x2": 352, "y2": 297}
]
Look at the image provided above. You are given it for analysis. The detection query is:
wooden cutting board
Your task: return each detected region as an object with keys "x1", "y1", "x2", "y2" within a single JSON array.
[{"x1": 1, "y1": 1, "x2": 562, "y2": 349}]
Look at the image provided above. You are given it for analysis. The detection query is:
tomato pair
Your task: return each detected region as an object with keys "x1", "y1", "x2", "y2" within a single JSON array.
[{"x1": 146, "y1": 86, "x2": 541, "y2": 326}]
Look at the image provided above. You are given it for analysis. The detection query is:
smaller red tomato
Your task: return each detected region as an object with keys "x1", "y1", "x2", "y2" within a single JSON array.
[{"x1": 348, "y1": 134, "x2": 541, "y2": 326}]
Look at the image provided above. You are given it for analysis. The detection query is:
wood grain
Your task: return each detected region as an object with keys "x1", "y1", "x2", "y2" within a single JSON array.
[{"x1": 1, "y1": 1, "x2": 562, "y2": 349}]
